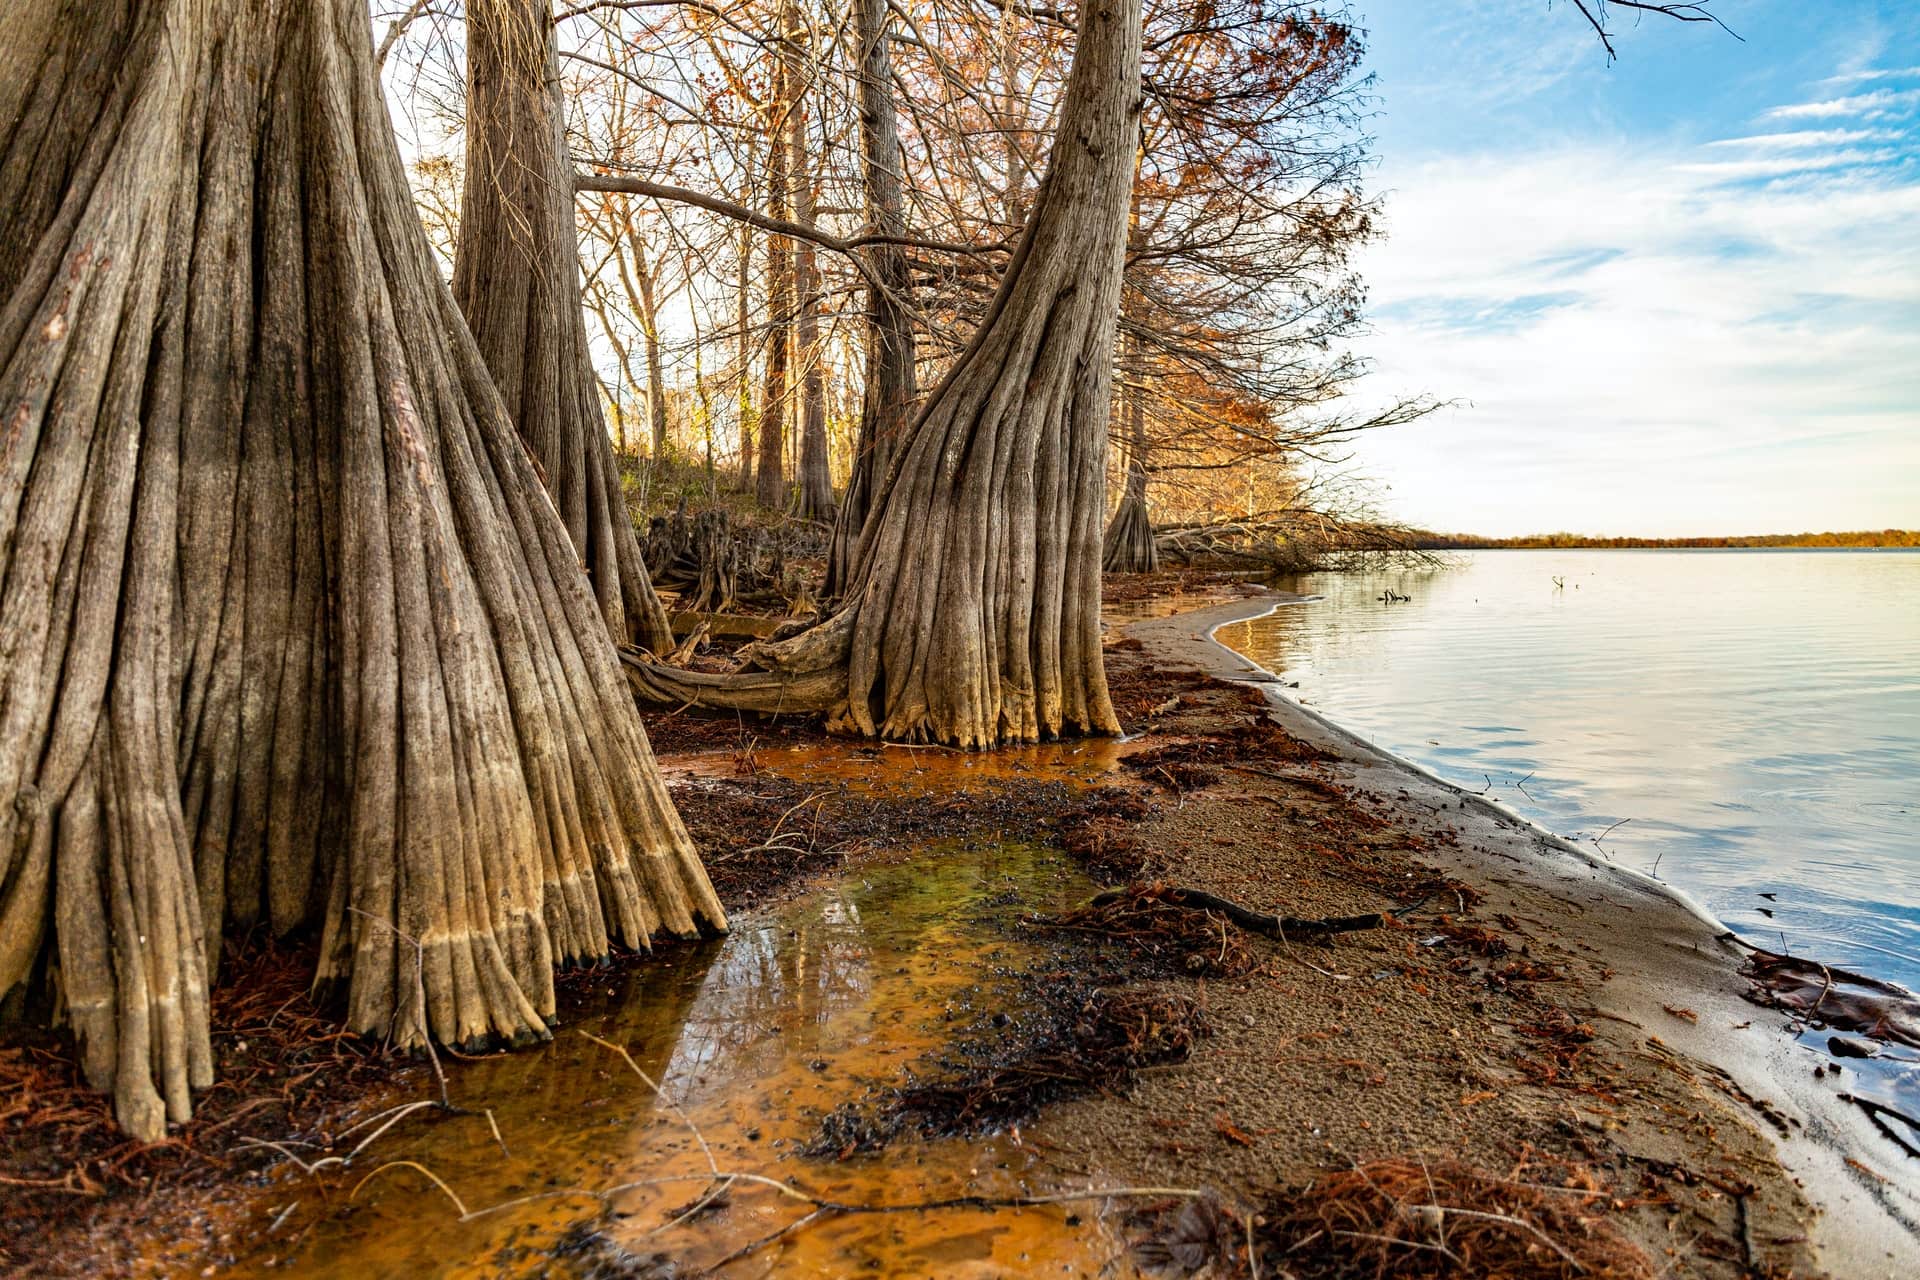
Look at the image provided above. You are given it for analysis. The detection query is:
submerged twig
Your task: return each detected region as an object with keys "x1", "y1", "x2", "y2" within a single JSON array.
[
  {"x1": 580, "y1": 1031, "x2": 717, "y2": 1176},
  {"x1": 349, "y1": 1160, "x2": 468, "y2": 1217}
]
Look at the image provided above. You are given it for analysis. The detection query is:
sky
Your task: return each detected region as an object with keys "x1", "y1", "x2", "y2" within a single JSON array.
[{"x1": 1339, "y1": 0, "x2": 1920, "y2": 537}]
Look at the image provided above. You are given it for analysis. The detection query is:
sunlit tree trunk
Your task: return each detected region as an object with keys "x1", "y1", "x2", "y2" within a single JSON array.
[
  {"x1": 791, "y1": 83, "x2": 833, "y2": 521},
  {"x1": 630, "y1": 235, "x2": 671, "y2": 460},
  {"x1": 734, "y1": 141, "x2": 757, "y2": 491},
  {"x1": 0, "y1": 0, "x2": 723, "y2": 1142},
  {"x1": 754, "y1": 4, "x2": 798, "y2": 509},
  {"x1": 1104, "y1": 336, "x2": 1159, "y2": 572},
  {"x1": 827, "y1": 0, "x2": 917, "y2": 596}
]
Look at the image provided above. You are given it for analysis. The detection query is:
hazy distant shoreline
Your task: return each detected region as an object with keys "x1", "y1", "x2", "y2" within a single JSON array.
[{"x1": 1410, "y1": 529, "x2": 1917, "y2": 550}]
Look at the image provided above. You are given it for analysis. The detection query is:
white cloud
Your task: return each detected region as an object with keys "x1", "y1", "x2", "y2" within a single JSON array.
[
  {"x1": 1342, "y1": 135, "x2": 1920, "y2": 536},
  {"x1": 1821, "y1": 65, "x2": 1920, "y2": 84},
  {"x1": 1675, "y1": 147, "x2": 1899, "y2": 178},
  {"x1": 1706, "y1": 128, "x2": 1886, "y2": 149},
  {"x1": 1764, "y1": 88, "x2": 1920, "y2": 119}
]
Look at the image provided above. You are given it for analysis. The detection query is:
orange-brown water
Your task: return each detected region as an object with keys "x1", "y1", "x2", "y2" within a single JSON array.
[{"x1": 168, "y1": 750, "x2": 1148, "y2": 1278}]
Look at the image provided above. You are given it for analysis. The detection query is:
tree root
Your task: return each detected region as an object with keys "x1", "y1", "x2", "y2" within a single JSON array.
[
  {"x1": 1842, "y1": 1094, "x2": 1920, "y2": 1159},
  {"x1": 1087, "y1": 883, "x2": 1431, "y2": 940}
]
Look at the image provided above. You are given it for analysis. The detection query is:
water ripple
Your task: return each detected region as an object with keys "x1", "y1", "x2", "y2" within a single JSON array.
[{"x1": 1218, "y1": 550, "x2": 1920, "y2": 989}]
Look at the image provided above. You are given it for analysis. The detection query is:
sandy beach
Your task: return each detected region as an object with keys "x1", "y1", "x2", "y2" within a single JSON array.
[{"x1": 1059, "y1": 590, "x2": 1920, "y2": 1277}]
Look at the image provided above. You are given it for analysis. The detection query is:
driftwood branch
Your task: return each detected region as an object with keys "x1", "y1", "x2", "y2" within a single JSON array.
[{"x1": 1087, "y1": 885, "x2": 1430, "y2": 939}]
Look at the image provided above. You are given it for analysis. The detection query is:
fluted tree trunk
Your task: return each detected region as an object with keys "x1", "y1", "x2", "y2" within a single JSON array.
[
  {"x1": 629, "y1": 0, "x2": 1137, "y2": 748},
  {"x1": 0, "y1": 0, "x2": 723, "y2": 1143},
  {"x1": 827, "y1": 0, "x2": 917, "y2": 597},
  {"x1": 452, "y1": 0, "x2": 673, "y2": 654}
]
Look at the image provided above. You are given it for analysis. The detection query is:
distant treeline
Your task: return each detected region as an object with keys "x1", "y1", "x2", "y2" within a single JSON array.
[{"x1": 1410, "y1": 529, "x2": 1919, "y2": 550}]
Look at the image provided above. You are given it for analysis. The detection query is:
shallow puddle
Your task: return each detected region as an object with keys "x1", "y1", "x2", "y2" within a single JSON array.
[{"x1": 178, "y1": 836, "x2": 1137, "y2": 1278}]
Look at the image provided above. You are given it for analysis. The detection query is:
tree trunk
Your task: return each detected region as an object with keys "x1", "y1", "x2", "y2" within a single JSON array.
[
  {"x1": 0, "y1": 0, "x2": 723, "y2": 1142},
  {"x1": 754, "y1": 10, "x2": 796, "y2": 510},
  {"x1": 1103, "y1": 335, "x2": 1158, "y2": 572},
  {"x1": 1000, "y1": 0, "x2": 1026, "y2": 226},
  {"x1": 827, "y1": 0, "x2": 917, "y2": 597},
  {"x1": 452, "y1": 0, "x2": 673, "y2": 655},
  {"x1": 632, "y1": 236, "x2": 671, "y2": 460},
  {"x1": 791, "y1": 85, "x2": 833, "y2": 522},
  {"x1": 734, "y1": 139, "x2": 757, "y2": 492},
  {"x1": 630, "y1": 0, "x2": 1137, "y2": 748}
]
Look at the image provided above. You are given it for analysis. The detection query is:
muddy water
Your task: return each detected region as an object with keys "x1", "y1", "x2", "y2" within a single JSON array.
[{"x1": 184, "y1": 755, "x2": 1141, "y2": 1279}]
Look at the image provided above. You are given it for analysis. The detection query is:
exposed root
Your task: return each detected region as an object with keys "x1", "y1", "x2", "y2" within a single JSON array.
[
  {"x1": 1032, "y1": 883, "x2": 1425, "y2": 979},
  {"x1": 1088, "y1": 883, "x2": 1429, "y2": 940},
  {"x1": 1741, "y1": 950, "x2": 1920, "y2": 1049}
]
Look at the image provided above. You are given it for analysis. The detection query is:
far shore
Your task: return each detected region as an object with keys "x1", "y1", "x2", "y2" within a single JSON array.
[{"x1": 1406, "y1": 532, "x2": 1917, "y2": 551}]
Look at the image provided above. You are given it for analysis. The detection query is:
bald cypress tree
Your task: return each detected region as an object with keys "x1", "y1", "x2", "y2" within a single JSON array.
[
  {"x1": 0, "y1": 0, "x2": 722, "y2": 1141},
  {"x1": 453, "y1": 0, "x2": 674, "y2": 655},
  {"x1": 629, "y1": 0, "x2": 1139, "y2": 748}
]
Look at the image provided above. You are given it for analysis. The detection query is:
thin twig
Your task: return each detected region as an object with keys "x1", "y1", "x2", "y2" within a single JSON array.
[
  {"x1": 347, "y1": 907, "x2": 450, "y2": 1110},
  {"x1": 348, "y1": 1160, "x2": 469, "y2": 1217}
]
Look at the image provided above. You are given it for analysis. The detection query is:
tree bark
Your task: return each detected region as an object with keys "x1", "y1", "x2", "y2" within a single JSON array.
[
  {"x1": 452, "y1": 0, "x2": 673, "y2": 655},
  {"x1": 790, "y1": 80, "x2": 833, "y2": 522},
  {"x1": 0, "y1": 0, "x2": 723, "y2": 1142},
  {"x1": 734, "y1": 139, "x2": 757, "y2": 492},
  {"x1": 754, "y1": 7, "x2": 797, "y2": 510},
  {"x1": 1104, "y1": 334, "x2": 1158, "y2": 572},
  {"x1": 630, "y1": 0, "x2": 1137, "y2": 748},
  {"x1": 826, "y1": 0, "x2": 917, "y2": 597},
  {"x1": 630, "y1": 234, "x2": 671, "y2": 460}
]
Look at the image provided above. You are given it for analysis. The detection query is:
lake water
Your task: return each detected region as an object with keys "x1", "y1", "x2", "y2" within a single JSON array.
[{"x1": 1214, "y1": 550, "x2": 1920, "y2": 991}]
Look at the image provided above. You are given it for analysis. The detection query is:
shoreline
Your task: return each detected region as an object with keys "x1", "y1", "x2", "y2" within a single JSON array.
[
  {"x1": 1144, "y1": 590, "x2": 1920, "y2": 1274},
  {"x1": 1204, "y1": 596, "x2": 1744, "y2": 946},
  {"x1": 6, "y1": 578, "x2": 1916, "y2": 1276}
]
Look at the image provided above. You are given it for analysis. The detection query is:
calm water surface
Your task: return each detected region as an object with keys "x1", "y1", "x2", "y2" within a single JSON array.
[{"x1": 1216, "y1": 550, "x2": 1920, "y2": 989}]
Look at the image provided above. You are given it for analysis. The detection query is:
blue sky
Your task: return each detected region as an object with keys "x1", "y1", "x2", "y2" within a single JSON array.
[{"x1": 1341, "y1": 0, "x2": 1920, "y2": 536}]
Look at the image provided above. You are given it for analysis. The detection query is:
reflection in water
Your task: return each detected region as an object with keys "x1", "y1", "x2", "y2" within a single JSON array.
[
  {"x1": 1216, "y1": 550, "x2": 1920, "y2": 989},
  {"x1": 195, "y1": 840, "x2": 1125, "y2": 1279}
]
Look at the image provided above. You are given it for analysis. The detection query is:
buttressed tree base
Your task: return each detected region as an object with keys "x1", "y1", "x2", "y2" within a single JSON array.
[{"x1": 0, "y1": 0, "x2": 723, "y2": 1142}]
